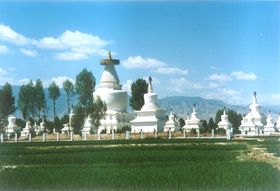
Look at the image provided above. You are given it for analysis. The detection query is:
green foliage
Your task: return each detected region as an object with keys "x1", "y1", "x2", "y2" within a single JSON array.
[
  {"x1": 201, "y1": 119, "x2": 208, "y2": 133},
  {"x1": 89, "y1": 96, "x2": 107, "y2": 129},
  {"x1": 18, "y1": 80, "x2": 46, "y2": 120},
  {"x1": 129, "y1": 78, "x2": 148, "y2": 110},
  {"x1": 72, "y1": 104, "x2": 85, "y2": 134},
  {"x1": 208, "y1": 117, "x2": 216, "y2": 131},
  {"x1": 117, "y1": 125, "x2": 131, "y2": 133},
  {"x1": 48, "y1": 81, "x2": 60, "y2": 130},
  {"x1": 16, "y1": 118, "x2": 25, "y2": 129},
  {"x1": 54, "y1": 116, "x2": 63, "y2": 133},
  {"x1": 75, "y1": 68, "x2": 95, "y2": 109},
  {"x1": 190, "y1": 128, "x2": 197, "y2": 135},
  {"x1": 178, "y1": 117, "x2": 185, "y2": 128},
  {"x1": 63, "y1": 79, "x2": 75, "y2": 115},
  {"x1": 34, "y1": 79, "x2": 46, "y2": 118},
  {"x1": 215, "y1": 109, "x2": 242, "y2": 134},
  {"x1": 0, "y1": 82, "x2": 16, "y2": 120}
]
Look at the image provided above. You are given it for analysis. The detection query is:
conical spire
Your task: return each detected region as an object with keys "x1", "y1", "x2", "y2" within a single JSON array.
[
  {"x1": 148, "y1": 76, "x2": 153, "y2": 93},
  {"x1": 253, "y1": 91, "x2": 257, "y2": 104},
  {"x1": 193, "y1": 104, "x2": 196, "y2": 113}
]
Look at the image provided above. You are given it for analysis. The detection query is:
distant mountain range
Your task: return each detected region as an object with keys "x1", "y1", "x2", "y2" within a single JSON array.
[{"x1": 6, "y1": 86, "x2": 280, "y2": 120}]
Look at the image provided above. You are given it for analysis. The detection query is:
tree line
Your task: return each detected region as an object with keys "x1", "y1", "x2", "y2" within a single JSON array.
[{"x1": 0, "y1": 68, "x2": 107, "y2": 134}]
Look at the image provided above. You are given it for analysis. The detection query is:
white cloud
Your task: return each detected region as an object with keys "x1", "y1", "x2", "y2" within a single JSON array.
[
  {"x1": 37, "y1": 30, "x2": 109, "y2": 50},
  {"x1": 0, "y1": 24, "x2": 111, "y2": 61},
  {"x1": 20, "y1": 48, "x2": 37, "y2": 57},
  {"x1": 19, "y1": 78, "x2": 30, "y2": 85},
  {"x1": 0, "y1": 24, "x2": 31, "y2": 45},
  {"x1": 208, "y1": 73, "x2": 232, "y2": 81},
  {"x1": 122, "y1": 56, "x2": 167, "y2": 69},
  {"x1": 0, "y1": 44, "x2": 9, "y2": 54},
  {"x1": 231, "y1": 71, "x2": 258, "y2": 80},
  {"x1": 122, "y1": 56, "x2": 187, "y2": 76},
  {"x1": 44, "y1": 76, "x2": 75, "y2": 88},
  {"x1": 153, "y1": 67, "x2": 188, "y2": 75},
  {"x1": 0, "y1": 67, "x2": 7, "y2": 75},
  {"x1": 203, "y1": 88, "x2": 242, "y2": 105},
  {"x1": 55, "y1": 51, "x2": 89, "y2": 61},
  {"x1": 168, "y1": 77, "x2": 205, "y2": 93}
]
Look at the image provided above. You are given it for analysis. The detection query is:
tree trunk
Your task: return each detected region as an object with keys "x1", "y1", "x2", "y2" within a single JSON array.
[
  {"x1": 67, "y1": 93, "x2": 70, "y2": 116},
  {"x1": 53, "y1": 99, "x2": 56, "y2": 131}
]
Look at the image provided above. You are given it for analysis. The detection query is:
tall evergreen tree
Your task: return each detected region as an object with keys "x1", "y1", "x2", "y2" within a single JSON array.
[
  {"x1": 48, "y1": 81, "x2": 60, "y2": 131},
  {"x1": 75, "y1": 68, "x2": 95, "y2": 113},
  {"x1": 0, "y1": 83, "x2": 16, "y2": 131},
  {"x1": 26, "y1": 81, "x2": 36, "y2": 118},
  {"x1": 208, "y1": 117, "x2": 216, "y2": 131},
  {"x1": 129, "y1": 78, "x2": 148, "y2": 110},
  {"x1": 18, "y1": 85, "x2": 29, "y2": 120},
  {"x1": 63, "y1": 79, "x2": 75, "y2": 115},
  {"x1": 35, "y1": 79, "x2": 46, "y2": 118},
  {"x1": 89, "y1": 96, "x2": 107, "y2": 129}
]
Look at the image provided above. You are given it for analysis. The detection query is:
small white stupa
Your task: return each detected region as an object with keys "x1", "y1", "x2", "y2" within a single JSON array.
[
  {"x1": 61, "y1": 109, "x2": 75, "y2": 134},
  {"x1": 40, "y1": 118, "x2": 46, "y2": 133},
  {"x1": 33, "y1": 122, "x2": 39, "y2": 135},
  {"x1": 263, "y1": 111, "x2": 276, "y2": 135},
  {"x1": 6, "y1": 115, "x2": 20, "y2": 136},
  {"x1": 218, "y1": 108, "x2": 232, "y2": 130},
  {"x1": 93, "y1": 52, "x2": 133, "y2": 133},
  {"x1": 21, "y1": 121, "x2": 32, "y2": 137},
  {"x1": 183, "y1": 104, "x2": 201, "y2": 132},
  {"x1": 82, "y1": 116, "x2": 94, "y2": 135},
  {"x1": 239, "y1": 92, "x2": 265, "y2": 135},
  {"x1": 130, "y1": 77, "x2": 166, "y2": 133},
  {"x1": 218, "y1": 108, "x2": 233, "y2": 139},
  {"x1": 163, "y1": 110, "x2": 180, "y2": 132}
]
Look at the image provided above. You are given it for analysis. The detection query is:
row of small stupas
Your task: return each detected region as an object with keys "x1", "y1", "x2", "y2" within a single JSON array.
[{"x1": 4, "y1": 53, "x2": 280, "y2": 137}]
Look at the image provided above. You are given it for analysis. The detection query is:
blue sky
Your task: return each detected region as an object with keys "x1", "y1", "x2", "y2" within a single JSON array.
[{"x1": 0, "y1": 1, "x2": 279, "y2": 105}]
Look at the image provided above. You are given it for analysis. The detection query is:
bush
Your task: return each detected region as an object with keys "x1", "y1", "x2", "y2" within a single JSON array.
[
  {"x1": 117, "y1": 125, "x2": 131, "y2": 133},
  {"x1": 190, "y1": 128, "x2": 197, "y2": 135}
]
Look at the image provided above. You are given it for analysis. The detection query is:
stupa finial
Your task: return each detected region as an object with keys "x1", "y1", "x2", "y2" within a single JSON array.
[
  {"x1": 148, "y1": 76, "x2": 153, "y2": 93},
  {"x1": 193, "y1": 104, "x2": 196, "y2": 112},
  {"x1": 108, "y1": 51, "x2": 112, "y2": 60},
  {"x1": 223, "y1": 107, "x2": 226, "y2": 115},
  {"x1": 253, "y1": 91, "x2": 257, "y2": 104}
]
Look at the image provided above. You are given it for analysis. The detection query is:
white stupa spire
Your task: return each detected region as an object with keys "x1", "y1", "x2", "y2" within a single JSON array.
[
  {"x1": 148, "y1": 76, "x2": 153, "y2": 93},
  {"x1": 253, "y1": 91, "x2": 257, "y2": 104}
]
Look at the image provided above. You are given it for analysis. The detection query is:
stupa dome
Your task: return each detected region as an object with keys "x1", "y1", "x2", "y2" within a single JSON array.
[{"x1": 94, "y1": 52, "x2": 128, "y2": 113}]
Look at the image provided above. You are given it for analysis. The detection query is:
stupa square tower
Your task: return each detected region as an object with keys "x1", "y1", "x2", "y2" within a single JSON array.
[{"x1": 93, "y1": 52, "x2": 133, "y2": 134}]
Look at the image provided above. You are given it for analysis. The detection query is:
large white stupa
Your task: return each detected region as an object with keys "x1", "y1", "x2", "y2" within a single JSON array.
[
  {"x1": 93, "y1": 52, "x2": 133, "y2": 134},
  {"x1": 239, "y1": 92, "x2": 266, "y2": 135},
  {"x1": 130, "y1": 77, "x2": 166, "y2": 133},
  {"x1": 183, "y1": 104, "x2": 202, "y2": 132}
]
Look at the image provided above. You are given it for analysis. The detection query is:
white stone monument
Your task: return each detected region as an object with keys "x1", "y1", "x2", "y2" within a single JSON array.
[
  {"x1": 183, "y1": 104, "x2": 202, "y2": 133},
  {"x1": 82, "y1": 116, "x2": 94, "y2": 135},
  {"x1": 239, "y1": 92, "x2": 266, "y2": 136},
  {"x1": 130, "y1": 77, "x2": 166, "y2": 133},
  {"x1": 93, "y1": 52, "x2": 133, "y2": 134},
  {"x1": 163, "y1": 111, "x2": 180, "y2": 132},
  {"x1": 40, "y1": 118, "x2": 46, "y2": 133},
  {"x1": 218, "y1": 108, "x2": 233, "y2": 139},
  {"x1": 6, "y1": 115, "x2": 20, "y2": 137},
  {"x1": 263, "y1": 111, "x2": 276, "y2": 135},
  {"x1": 21, "y1": 121, "x2": 32, "y2": 137}
]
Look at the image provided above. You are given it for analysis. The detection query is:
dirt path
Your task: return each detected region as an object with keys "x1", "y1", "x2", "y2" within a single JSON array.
[{"x1": 238, "y1": 142, "x2": 280, "y2": 171}]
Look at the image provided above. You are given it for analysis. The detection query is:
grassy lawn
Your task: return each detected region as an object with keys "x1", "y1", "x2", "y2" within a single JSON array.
[{"x1": 0, "y1": 139, "x2": 279, "y2": 191}]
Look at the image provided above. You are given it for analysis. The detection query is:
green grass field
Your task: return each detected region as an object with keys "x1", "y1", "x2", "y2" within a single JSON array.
[{"x1": 0, "y1": 138, "x2": 279, "y2": 191}]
